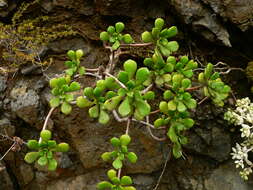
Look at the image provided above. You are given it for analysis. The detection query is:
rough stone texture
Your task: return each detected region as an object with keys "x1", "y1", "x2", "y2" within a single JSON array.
[
  {"x1": 0, "y1": 0, "x2": 253, "y2": 189},
  {"x1": 202, "y1": 0, "x2": 253, "y2": 31},
  {"x1": 0, "y1": 0, "x2": 16, "y2": 17},
  {"x1": 9, "y1": 78, "x2": 45, "y2": 128},
  {"x1": 0, "y1": 161, "x2": 14, "y2": 189},
  {"x1": 0, "y1": 118, "x2": 15, "y2": 137},
  {"x1": 169, "y1": 0, "x2": 231, "y2": 47},
  {"x1": 186, "y1": 125, "x2": 231, "y2": 162},
  {"x1": 52, "y1": 107, "x2": 164, "y2": 173},
  {"x1": 46, "y1": 170, "x2": 105, "y2": 190},
  {"x1": 0, "y1": 76, "x2": 7, "y2": 93},
  {"x1": 19, "y1": 163, "x2": 34, "y2": 185},
  {"x1": 205, "y1": 161, "x2": 253, "y2": 190}
]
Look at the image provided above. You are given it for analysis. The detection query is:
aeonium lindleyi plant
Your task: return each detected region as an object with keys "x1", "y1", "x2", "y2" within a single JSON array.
[
  {"x1": 100, "y1": 22, "x2": 134, "y2": 50},
  {"x1": 104, "y1": 59, "x2": 154, "y2": 120},
  {"x1": 76, "y1": 77, "x2": 120, "y2": 124},
  {"x1": 24, "y1": 130, "x2": 69, "y2": 171},
  {"x1": 12, "y1": 18, "x2": 233, "y2": 190}
]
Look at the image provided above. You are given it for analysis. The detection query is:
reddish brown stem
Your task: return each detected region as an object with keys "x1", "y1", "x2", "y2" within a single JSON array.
[
  {"x1": 186, "y1": 85, "x2": 202, "y2": 91},
  {"x1": 198, "y1": 96, "x2": 209, "y2": 105}
]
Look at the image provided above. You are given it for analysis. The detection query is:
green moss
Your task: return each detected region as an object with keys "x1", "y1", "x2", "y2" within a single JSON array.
[{"x1": 0, "y1": 0, "x2": 76, "y2": 69}]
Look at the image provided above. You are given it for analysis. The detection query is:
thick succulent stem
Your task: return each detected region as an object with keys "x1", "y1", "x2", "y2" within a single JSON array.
[
  {"x1": 142, "y1": 84, "x2": 153, "y2": 94},
  {"x1": 120, "y1": 42, "x2": 153, "y2": 47},
  {"x1": 198, "y1": 96, "x2": 209, "y2": 105},
  {"x1": 186, "y1": 85, "x2": 202, "y2": 91},
  {"x1": 104, "y1": 72, "x2": 127, "y2": 89},
  {"x1": 0, "y1": 142, "x2": 16, "y2": 161},
  {"x1": 39, "y1": 107, "x2": 55, "y2": 143}
]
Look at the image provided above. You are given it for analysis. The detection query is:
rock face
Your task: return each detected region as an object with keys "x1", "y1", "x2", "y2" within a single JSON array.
[
  {"x1": 202, "y1": 0, "x2": 253, "y2": 31},
  {"x1": 169, "y1": 0, "x2": 231, "y2": 47},
  {"x1": 205, "y1": 162, "x2": 253, "y2": 190},
  {"x1": 9, "y1": 78, "x2": 44, "y2": 128},
  {"x1": 0, "y1": 0, "x2": 252, "y2": 189},
  {"x1": 0, "y1": 161, "x2": 14, "y2": 189}
]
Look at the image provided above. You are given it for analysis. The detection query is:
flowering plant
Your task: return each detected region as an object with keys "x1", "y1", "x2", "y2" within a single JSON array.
[{"x1": 224, "y1": 98, "x2": 253, "y2": 180}]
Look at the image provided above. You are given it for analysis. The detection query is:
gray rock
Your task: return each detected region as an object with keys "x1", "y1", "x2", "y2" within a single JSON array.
[
  {"x1": 0, "y1": 1, "x2": 16, "y2": 17},
  {"x1": 21, "y1": 65, "x2": 42, "y2": 75},
  {"x1": 0, "y1": 0, "x2": 7, "y2": 7},
  {"x1": 46, "y1": 170, "x2": 106, "y2": 190},
  {"x1": 52, "y1": 109, "x2": 164, "y2": 173},
  {"x1": 186, "y1": 125, "x2": 231, "y2": 162},
  {"x1": 48, "y1": 38, "x2": 91, "y2": 54},
  {"x1": 205, "y1": 161, "x2": 253, "y2": 190},
  {"x1": 10, "y1": 80, "x2": 41, "y2": 127},
  {"x1": 169, "y1": 0, "x2": 231, "y2": 47},
  {"x1": 0, "y1": 161, "x2": 14, "y2": 189},
  {"x1": 40, "y1": 0, "x2": 94, "y2": 15},
  {"x1": 19, "y1": 163, "x2": 34, "y2": 185},
  {"x1": 134, "y1": 175, "x2": 154, "y2": 189},
  {"x1": 201, "y1": 0, "x2": 253, "y2": 31},
  {"x1": 0, "y1": 76, "x2": 7, "y2": 93},
  {"x1": 0, "y1": 118, "x2": 15, "y2": 137}
]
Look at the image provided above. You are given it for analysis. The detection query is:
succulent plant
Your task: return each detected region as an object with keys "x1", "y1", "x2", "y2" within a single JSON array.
[
  {"x1": 24, "y1": 130, "x2": 69, "y2": 171},
  {"x1": 144, "y1": 54, "x2": 198, "y2": 87},
  {"x1": 17, "y1": 18, "x2": 232, "y2": 190},
  {"x1": 104, "y1": 59, "x2": 153, "y2": 120},
  {"x1": 65, "y1": 49, "x2": 85, "y2": 77},
  {"x1": 100, "y1": 22, "x2": 134, "y2": 50},
  {"x1": 97, "y1": 170, "x2": 136, "y2": 190},
  {"x1": 49, "y1": 76, "x2": 81, "y2": 114},
  {"x1": 99, "y1": 134, "x2": 137, "y2": 190},
  {"x1": 198, "y1": 63, "x2": 231, "y2": 106},
  {"x1": 141, "y1": 18, "x2": 178, "y2": 57},
  {"x1": 101, "y1": 134, "x2": 137, "y2": 169},
  {"x1": 76, "y1": 77, "x2": 120, "y2": 124}
]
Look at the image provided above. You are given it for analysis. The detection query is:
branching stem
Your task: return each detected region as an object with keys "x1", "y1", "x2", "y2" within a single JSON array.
[
  {"x1": 142, "y1": 84, "x2": 153, "y2": 94},
  {"x1": 104, "y1": 72, "x2": 127, "y2": 89},
  {"x1": 39, "y1": 107, "x2": 55, "y2": 143},
  {"x1": 153, "y1": 148, "x2": 172, "y2": 190},
  {"x1": 0, "y1": 142, "x2": 16, "y2": 161}
]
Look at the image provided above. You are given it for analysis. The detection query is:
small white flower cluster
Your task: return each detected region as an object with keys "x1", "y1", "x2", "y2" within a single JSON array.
[{"x1": 224, "y1": 97, "x2": 253, "y2": 180}]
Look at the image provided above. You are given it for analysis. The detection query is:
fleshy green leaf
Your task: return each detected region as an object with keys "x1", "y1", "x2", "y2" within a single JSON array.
[
  {"x1": 48, "y1": 159, "x2": 57, "y2": 171},
  {"x1": 24, "y1": 152, "x2": 40, "y2": 164},
  {"x1": 97, "y1": 181, "x2": 112, "y2": 190},
  {"x1": 118, "y1": 98, "x2": 131, "y2": 117},
  {"x1": 167, "y1": 100, "x2": 177, "y2": 111},
  {"x1": 113, "y1": 158, "x2": 123, "y2": 169},
  {"x1": 38, "y1": 156, "x2": 48, "y2": 166},
  {"x1": 136, "y1": 100, "x2": 151, "y2": 117},
  {"x1": 166, "y1": 41, "x2": 179, "y2": 52},
  {"x1": 40, "y1": 130, "x2": 52, "y2": 141},
  {"x1": 107, "y1": 169, "x2": 117, "y2": 180},
  {"x1": 121, "y1": 176, "x2": 132, "y2": 186},
  {"x1": 136, "y1": 67, "x2": 150, "y2": 83},
  {"x1": 50, "y1": 97, "x2": 60, "y2": 108},
  {"x1": 56, "y1": 143, "x2": 70, "y2": 152},
  {"x1": 76, "y1": 96, "x2": 93, "y2": 108},
  {"x1": 101, "y1": 152, "x2": 112, "y2": 162},
  {"x1": 127, "y1": 152, "x2": 138, "y2": 163},
  {"x1": 112, "y1": 40, "x2": 120, "y2": 50},
  {"x1": 120, "y1": 134, "x2": 131, "y2": 146},
  {"x1": 27, "y1": 140, "x2": 39, "y2": 150},
  {"x1": 172, "y1": 143, "x2": 182, "y2": 158},
  {"x1": 124, "y1": 60, "x2": 137, "y2": 79},
  {"x1": 61, "y1": 102, "x2": 72, "y2": 115},
  {"x1": 168, "y1": 126, "x2": 178, "y2": 143},
  {"x1": 99, "y1": 110, "x2": 110, "y2": 124},
  {"x1": 89, "y1": 105, "x2": 99, "y2": 118}
]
